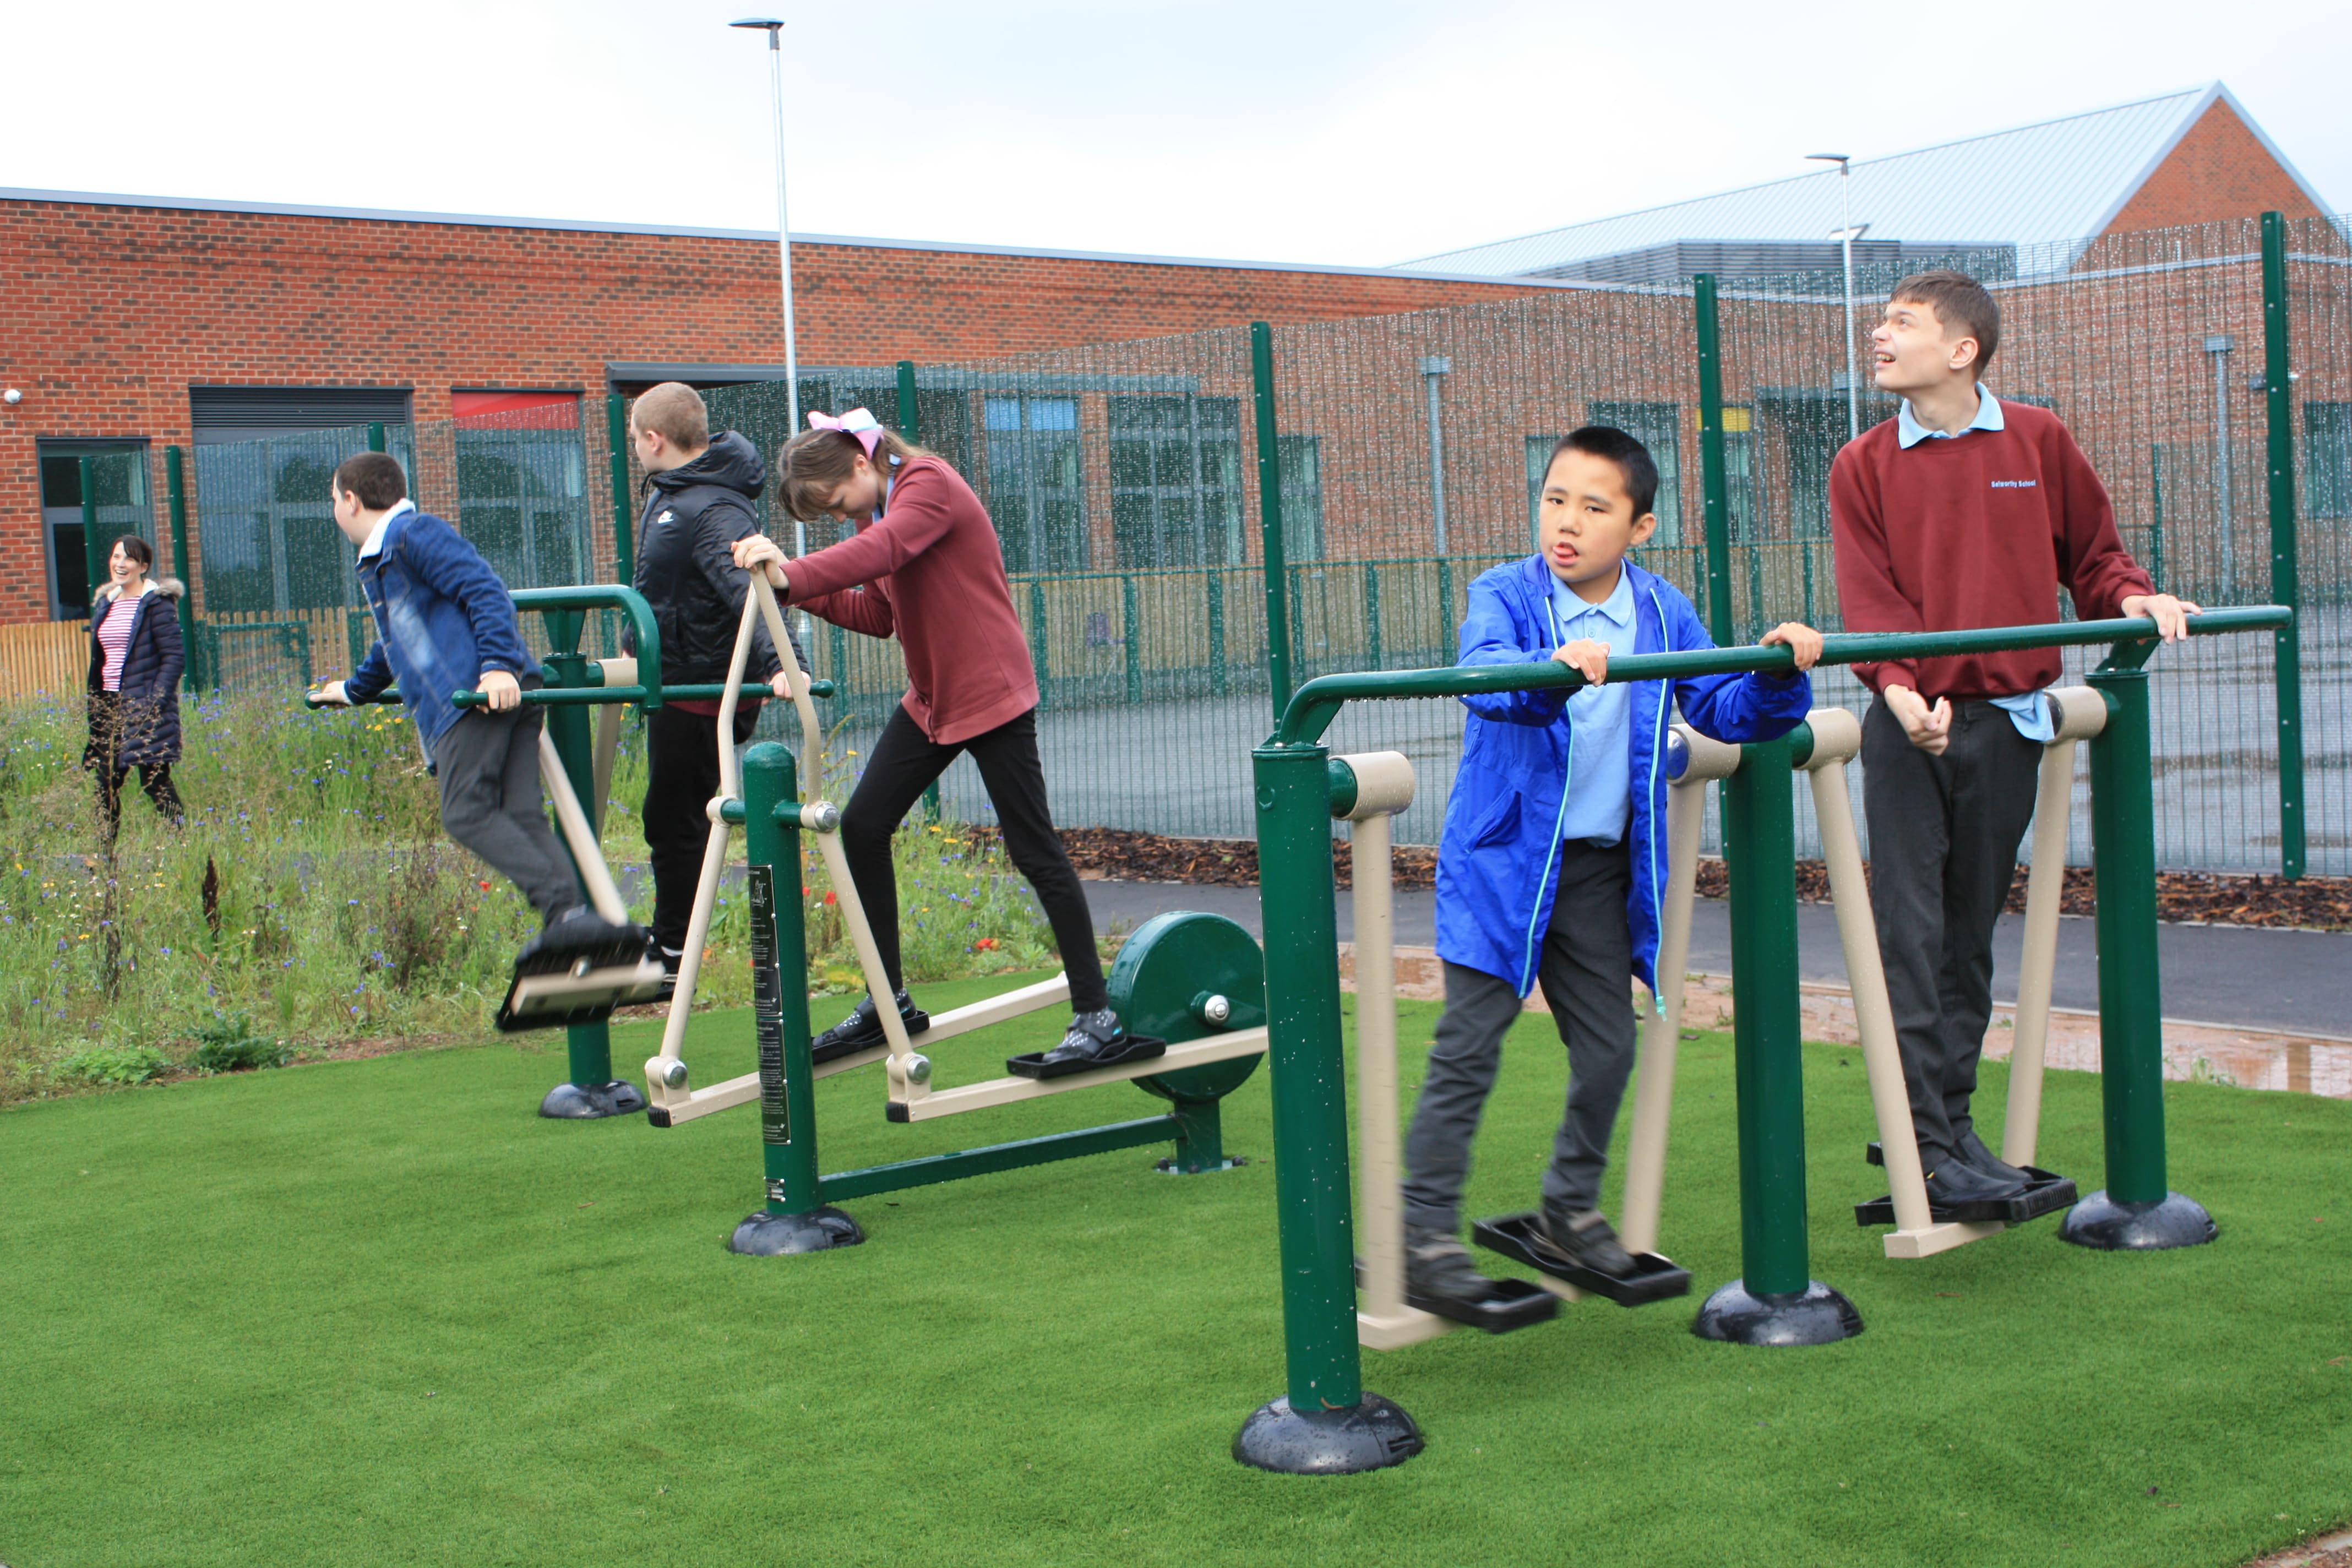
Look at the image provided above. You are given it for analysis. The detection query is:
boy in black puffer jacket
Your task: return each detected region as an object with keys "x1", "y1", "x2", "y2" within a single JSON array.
[{"x1": 628, "y1": 382, "x2": 808, "y2": 994}]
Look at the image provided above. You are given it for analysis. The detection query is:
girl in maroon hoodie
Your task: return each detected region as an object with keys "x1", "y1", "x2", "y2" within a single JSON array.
[{"x1": 734, "y1": 410, "x2": 1146, "y2": 1073}]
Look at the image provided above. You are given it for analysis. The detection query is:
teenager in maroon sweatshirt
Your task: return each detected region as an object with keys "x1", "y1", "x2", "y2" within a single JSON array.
[
  {"x1": 733, "y1": 410, "x2": 1148, "y2": 1074},
  {"x1": 1830, "y1": 270, "x2": 2197, "y2": 1212}
]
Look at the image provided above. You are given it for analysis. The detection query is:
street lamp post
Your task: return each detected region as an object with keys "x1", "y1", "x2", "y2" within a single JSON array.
[
  {"x1": 732, "y1": 17, "x2": 807, "y2": 571},
  {"x1": 1807, "y1": 153, "x2": 1863, "y2": 442}
]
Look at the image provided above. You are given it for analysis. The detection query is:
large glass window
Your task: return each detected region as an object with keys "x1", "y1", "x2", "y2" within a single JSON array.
[
  {"x1": 453, "y1": 392, "x2": 590, "y2": 590},
  {"x1": 36, "y1": 443, "x2": 152, "y2": 620},
  {"x1": 982, "y1": 395, "x2": 1086, "y2": 574},
  {"x1": 193, "y1": 425, "x2": 414, "y2": 617},
  {"x1": 1278, "y1": 435, "x2": 1324, "y2": 563},
  {"x1": 1108, "y1": 395, "x2": 1243, "y2": 568},
  {"x1": 1588, "y1": 401, "x2": 1685, "y2": 545},
  {"x1": 2308, "y1": 402, "x2": 2352, "y2": 520}
]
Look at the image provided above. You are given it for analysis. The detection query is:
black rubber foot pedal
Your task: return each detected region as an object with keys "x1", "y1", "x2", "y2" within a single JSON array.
[
  {"x1": 1471, "y1": 1212, "x2": 1692, "y2": 1305},
  {"x1": 1006, "y1": 1033, "x2": 1168, "y2": 1080},
  {"x1": 498, "y1": 958, "x2": 665, "y2": 1033},
  {"x1": 1854, "y1": 1170, "x2": 2081, "y2": 1227},
  {"x1": 1413, "y1": 1276, "x2": 1560, "y2": 1333}
]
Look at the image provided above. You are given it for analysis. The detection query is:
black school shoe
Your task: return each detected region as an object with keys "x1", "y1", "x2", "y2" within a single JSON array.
[
  {"x1": 1953, "y1": 1125, "x2": 2037, "y2": 1186},
  {"x1": 1920, "y1": 1155, "x2": 2029, "y2": 1214},
  {"x1": 1404, "y1": 1225, "x2": 1503, "y2": 1309},
  {"x1": 648, "y1": 941, "x2": 683, "y2": 1005},
  {"x1": 1019, "y1": 1009, "x2": 1163, "y2": 1072},
  {"x1": 810, "y1": 989, "x2": 930, "y2": 1064},
  {"x1": 1529, "y1": 1204, "x2": 1637, "y2": 1278},
  {"x1": 516, "y1": 907, "x2": 648, "y2": 973}
]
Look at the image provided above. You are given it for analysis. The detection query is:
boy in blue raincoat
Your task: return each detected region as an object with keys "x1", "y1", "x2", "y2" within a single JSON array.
[{"x1": 1400, "y1": 427, "x2": 1822, "y2": 1308}]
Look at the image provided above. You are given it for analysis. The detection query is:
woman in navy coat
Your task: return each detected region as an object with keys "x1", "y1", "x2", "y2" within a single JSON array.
[{"x1": 84, "y1": 535, "x2": 187, "y2": 837}]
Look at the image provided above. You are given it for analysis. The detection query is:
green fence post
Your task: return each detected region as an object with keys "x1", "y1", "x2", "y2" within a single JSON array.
[
  {"x1": 1693, "y1": 729, "x2": 1861, "y2": 1345},
  {"x1": 1364, "y1": 563, "x2": 1382, "y2": 671},
  {"x1": 1234, "y1": 739, "x2": 1422, "y2": 1472},
  {"x1": 77, "y1": 456, "x2": 100, "y2": 614},
  {"x1": 367, "y1": 422, "x2": 385, "y2": 456},
  {"x1": 165, "y1": 446, "x2": 204, "y2": 690},
  {"x1": 1122, "y1": 574, "x2": 1142, "y2": 704},
  {"x1": 1694, "y1": 275, "x2": 1735, "y2": 647},
  {"x1": 2148, "y1": 444, "x2": 2166, "y2": 592},
  {"x1": 731, "y1": 741, "x2": 864, "y2": 1255},
  {"x1": 1207, "y1": 569, "x2": 1228, "y2": 695},
  {"x1": 1027, "y1": 578, "x2": 1050, "y2": 710},
  {"x1": 2060, "y1": 652, "x2": 2217, "y2": 1248},
  {"x1": 2260, "y1": 211, "x2": 2306, "y2": 882},
  {"x1": 606, "y1": 393, "x2": 635, "y2": 587},
  {"x1": 535, "y1": 609, "x2": 644, "y2": 1120},
  {"x1": 1251, "y1": 322, "x2": 1294, "y2": 721}
]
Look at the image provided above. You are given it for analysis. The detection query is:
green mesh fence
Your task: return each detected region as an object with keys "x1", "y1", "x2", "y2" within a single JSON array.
[
  {"x1": 160, "y1": 213, "x2": 2351, "y2": 875},
  {"x1": 662, "y1": 213, "x2": 2351, "y2": 875}
]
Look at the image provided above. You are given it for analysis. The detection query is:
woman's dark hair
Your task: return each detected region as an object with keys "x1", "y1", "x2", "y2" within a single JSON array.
[
  {"x1": 113, "y1": 535, "x2": 154, "y2": 570},
  {"x1": 778, "y1": 426, "x2": 930, "y2": 522}
]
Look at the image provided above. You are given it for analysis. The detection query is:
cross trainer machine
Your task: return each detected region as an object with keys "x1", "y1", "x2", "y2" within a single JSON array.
[
  {"x1": 638, "y1": 575, "x2": 1271, "y2": 1254},
  {"x1": 1342, "y1": 746, "x2": 1697, "y2": 1354},
  {"x1": 309, "y1": 585, "x2": 760, "y2": 1117},
  {"x1": 1801, "y1": 699, "x2": 2093, "y2": 1254}
]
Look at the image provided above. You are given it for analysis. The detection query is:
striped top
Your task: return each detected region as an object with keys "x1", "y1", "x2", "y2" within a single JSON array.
[{"x1": 95, "y1": 591, "x2": 142, "y2": 692}]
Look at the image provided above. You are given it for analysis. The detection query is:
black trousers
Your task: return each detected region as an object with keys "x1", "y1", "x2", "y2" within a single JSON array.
[
  {"x1": 431, "y1": 705, "x2": 582, "y2": 922},
  {"x1": 1861, "y1": 696, "x2": 2041, "y2": 1166},
  {"x1": 642, "y1": 703, "x2": 761, "y2": 952},
  {"x1": 1402, "y1": 839, "x2": 1640, "y2": 1230},
  {"x1": 97, "y1": 763, "x2": 183, "y2": 839},
  {"x1": 841, "y1": 703, "x2": 1106, "y2": 1012}
]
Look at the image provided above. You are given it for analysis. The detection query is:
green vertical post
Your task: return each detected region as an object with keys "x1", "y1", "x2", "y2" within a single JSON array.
[
  {"x1": 166, "y1": 446, "x2": 204, "y2": 690},
  {"x1": 2148, "y1": 444, "x2": 2166, "y2": 591},
  {"x1": 1122, "y1": 574, "x2": 1142, "y2": 704},
  {"x1": 1206, "y1": 570, "x2": 1228, "y2": 695},
  {"x1": 1364, "y1": 564, "x2": 1382, "y2": 670},
  {"x1": 78, "y1": 456, "x2": 100, "y2": 614},
  {"x1": 1692, "y1": 729, "x2": 1860, "y2": 1344},
  {"x1": 2060, "y1": 657, "x2": 2214, "y2": 1248},
  {"x1": 367, "y1": 422, "x2": 386, "y2": 455},
  {"x1": 1027, "y1": 578, "x2": 1050, "y2": 710},
  {"x1": 1694, "y1": 276, "x2": 1735, "y2": 647},
  {"x1": 2261, "y1": 211, "x2": 2306, "y2": 881},
  {"x1": 1234, "y1": 739, "x2": 1420, "y2": 1472},
  {"x1": 1438, "y1": 558, "x2": 1455, "y2": 645},
  {"x1": 607, "y1": 393, "x2": 635, "y2": 587},
  {"x1": 1251, "y1": 322, "x2": 1293, "y2": 720},
  {"x1": 532, "y1": 606, "x2": 641, "y2": 1120},
  {"x1": 729, "y1": 742, "x2": 862, "y2": 1254},
  {"x1": 901, "y1": 365, "x2": 940, "y2": 824},
  {"x1": 1727, "y1": 738, "x2": 1807, "y2": 1294}
]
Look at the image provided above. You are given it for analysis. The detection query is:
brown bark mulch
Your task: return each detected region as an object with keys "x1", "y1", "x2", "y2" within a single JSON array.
[{"x1": 1036, "y1": 826, "x2": 2352, "y2": 932}]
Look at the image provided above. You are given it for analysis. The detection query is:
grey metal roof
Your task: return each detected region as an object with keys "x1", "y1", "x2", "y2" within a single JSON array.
[{"x1": 1398, "y1": 84, "x2": 2333, "y2": 280}]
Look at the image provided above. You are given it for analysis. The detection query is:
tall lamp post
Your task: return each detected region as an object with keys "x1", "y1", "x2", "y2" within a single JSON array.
[
  {"x1": 732, "y1": 16, "x2": 807, "y2": 573},
  {"x1": 1807, "y1": 153, "x2": 1864, "y2": 442}
]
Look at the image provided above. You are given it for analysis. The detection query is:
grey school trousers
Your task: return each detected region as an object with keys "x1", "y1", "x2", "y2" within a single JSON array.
[
  {"x1": 430, "y1": 704, "x2": 583, "y2": 923},
  {"x1": 1860, "y1": 696, "x2": 2040, "y2": 1167},
  {"x1": 1402, "y1": 838, "x2": 1640, "y2": 1232}
]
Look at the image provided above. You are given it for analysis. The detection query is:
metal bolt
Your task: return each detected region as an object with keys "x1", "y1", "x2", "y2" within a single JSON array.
[
  {"x1": 1197, "y1": 993, "x2": 1232, "y2": 1026},
  {"x1": 803, "y1": 800, "x2": 841, "y2": 832},
  {"x1": 906, "y1": 1053, "x2": 932, "y2": 1085},
  {"x1": 660, "y1": 1060, "x2": 690, "y2": 1088}
]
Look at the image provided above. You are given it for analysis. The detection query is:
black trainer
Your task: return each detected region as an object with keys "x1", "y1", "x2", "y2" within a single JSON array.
[
  {"x1": 1404, "y1": 1224, "x2": 1501, "y2": 1309},
  {"x1": 649, "y1": 941, "x2": 683, "y2": 1006},
  {"x1": 1954, "y1": 1126, "x2": 2035, "y2": 1186},
  {"x1": 1529, "y1": 1204, "x2": 1637, "y2": 1278},
  {"x1": 810, "y1": 989, "x2": 929, "y2": 1064},
  {"x1": 1024, "y1": 1008, "x2": 1161, "y2": 1071},
  {"x1": 1921, "y1": 1155, "x2": 2029, "y2": 1215},
  {"x1": 516, "y1": 907, "x2": 647, "y2": 973}
]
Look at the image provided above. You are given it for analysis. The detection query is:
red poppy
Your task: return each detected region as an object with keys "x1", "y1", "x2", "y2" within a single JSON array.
[
  {"x1": 478, "y1": 880, "x2": 491, "y2": 890},
  {"x1": 974, "y1": 938, "x2": 998, "y2": 951},
  {"x1": 823, "y1": 891, "x2": 837, "y2": 906}
]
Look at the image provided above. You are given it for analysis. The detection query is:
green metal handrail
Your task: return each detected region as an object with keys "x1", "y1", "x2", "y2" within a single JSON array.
[{"x1": 1271, "y1": 607, "x2": 2293, "y2": 746}]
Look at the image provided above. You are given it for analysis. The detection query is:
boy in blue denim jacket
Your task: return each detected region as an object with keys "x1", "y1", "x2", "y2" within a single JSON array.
[
  {"x1": 1400, "y1": 428, "x2": 1821, "y2": 1309},
  {"x1": 316, "y1": 452, "x2": 643, "y2": 975}
]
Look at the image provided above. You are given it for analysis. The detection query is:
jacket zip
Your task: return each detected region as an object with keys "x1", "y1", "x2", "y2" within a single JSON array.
[{"x1": 1520, "y1": 578, "x2": 1573, "y2": 994}]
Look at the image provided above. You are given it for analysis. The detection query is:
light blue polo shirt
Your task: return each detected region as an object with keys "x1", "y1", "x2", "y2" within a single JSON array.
[
  {"x1": 1895, "y1": 384, "x2": 2052, "y2": 743},
  {"x1": 1548, "y1": 565, "x2": 1638, "y2": 847}
]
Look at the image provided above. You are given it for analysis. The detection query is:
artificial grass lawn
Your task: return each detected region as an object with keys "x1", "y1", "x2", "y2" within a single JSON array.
[{"x1": 4, "y1": 976, "x2": 2349, "y2": 1568}]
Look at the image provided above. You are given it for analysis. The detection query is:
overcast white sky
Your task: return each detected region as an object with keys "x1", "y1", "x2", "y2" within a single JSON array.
[{"x1": 7, "y1": 0, "x2": 2345, "y2": 266}]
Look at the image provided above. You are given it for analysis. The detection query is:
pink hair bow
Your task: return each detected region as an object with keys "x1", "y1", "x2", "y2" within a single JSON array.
[{"x1": 808, "y1": 407, "x2": 885, "y2": 459}]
